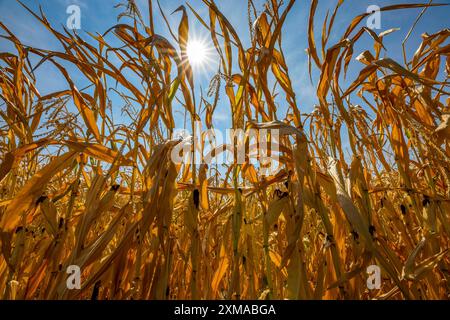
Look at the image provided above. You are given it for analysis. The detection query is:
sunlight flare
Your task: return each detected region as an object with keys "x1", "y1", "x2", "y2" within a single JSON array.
[{"x1": 186, "y1": 39, "x2": 207, "y2": 66}]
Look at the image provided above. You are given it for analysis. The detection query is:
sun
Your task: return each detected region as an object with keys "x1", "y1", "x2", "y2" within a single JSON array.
[
  {"x1": 186, "y1": 40, "x2": 208, "y2": 66},
  {"x1": 184, "y1": 36, "x2": 215, "y2": 74}
]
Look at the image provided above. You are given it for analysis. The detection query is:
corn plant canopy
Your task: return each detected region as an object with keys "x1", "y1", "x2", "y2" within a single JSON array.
[{"x1": 0, "y1": 0, "x2": 449, "y2": 300}]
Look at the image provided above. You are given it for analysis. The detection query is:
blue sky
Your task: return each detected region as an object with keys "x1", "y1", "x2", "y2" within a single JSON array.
[{"x1": 0, "y1": 0, "x2": 449, "y2": 139}]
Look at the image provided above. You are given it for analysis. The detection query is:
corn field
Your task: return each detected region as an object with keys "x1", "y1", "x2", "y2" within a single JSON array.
[{"x1": 0, "y1": 0, "x2": 449, "y2": 300}]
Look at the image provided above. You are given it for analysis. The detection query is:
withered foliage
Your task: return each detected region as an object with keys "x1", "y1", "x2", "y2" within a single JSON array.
[{"x1": 0, "y1": 0, "x2": 449, "y2": 300}]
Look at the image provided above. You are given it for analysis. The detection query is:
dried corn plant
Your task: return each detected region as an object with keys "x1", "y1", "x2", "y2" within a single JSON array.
[{"x1": 0, "y1": 0, "x2": 449, "y2": 300}]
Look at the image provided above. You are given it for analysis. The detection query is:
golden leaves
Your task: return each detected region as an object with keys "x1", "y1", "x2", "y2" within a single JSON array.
[
  {"x1": 50, "y1": 60, "x2": 102, "y2": 143},
  {"x1": 307, "y1": 0, "x2": 321, "y2": 69},
  {"x1": 434, "y1": 114, "x2": 450, "y2": 145},
  {"x1": 198, "y1": 163, "x2": 209, "y2": 211},
  {"x1": 0, "y1": 153, "x2": 15, "y2": 184},
  {"x1": 0, "y1": 0, "x2": 449, "y2": 301},
  {"x1": 0, "y1": 152, "x2": 78, "y2": 232},
  {"x1": 402, "y1": 238, "x2": 449, "y2": 281},
  {"x1": 316, "y1": 171, "x2": 337, "y2": 202},
  {"x1": 211, "y1": 243, "x2": 229, "y2": 295},
  {"x1": 173, "y1": 5, "x2": 194, "y2": 90},
  {"x1": 391, "y1": 123, "x2": 409, "y2": 164}
]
